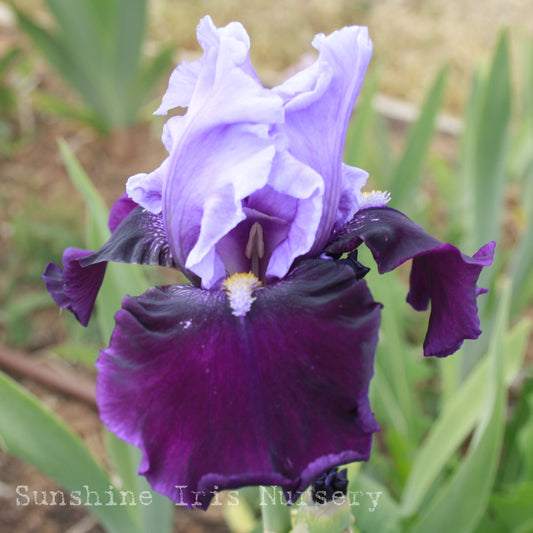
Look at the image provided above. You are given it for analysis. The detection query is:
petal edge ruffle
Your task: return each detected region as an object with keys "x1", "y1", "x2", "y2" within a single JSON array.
[
  {"x1": 96, "y1": 258, "x2": 381, "y2": 508},
  {"x1": 326, "y1": 207, "x2": 495, "y2": 357},
  {"x1": 42, "y1": 206, "x2": 178, "y2": 326}
]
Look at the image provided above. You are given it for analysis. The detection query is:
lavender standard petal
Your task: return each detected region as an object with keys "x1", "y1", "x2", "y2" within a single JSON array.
[
  {"x1": 165, "y1": 124, "x2": 277, "y2": 288},
  {"x1": 153, "y1": 17, "x2": 285, "y2": 288},
  {"x1": 96, "y1": 259, "x2": 381, "y2": 509},
  {"x1": 155, "y1": 16, "x2": 259, "y2": 116},
  {"x1": 336, "y1": 164, "x2": 369, "y2": 231},
  {"x1": 274, "y1": 26, "x2": 372, "y2": 255},
  {"x1": 326, "y1": 207, "x2": 495, "y2": 357},
  {"x1": 261, "y1": 151, "x2": 323, "y2": 280}
]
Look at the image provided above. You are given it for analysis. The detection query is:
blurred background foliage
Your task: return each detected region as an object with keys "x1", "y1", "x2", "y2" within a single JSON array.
[{"x1": 0, "y1": 1, "x2": 533, "y2": 532}]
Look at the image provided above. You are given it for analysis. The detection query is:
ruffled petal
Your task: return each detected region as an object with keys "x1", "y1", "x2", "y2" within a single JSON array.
[
  {"x1": 153, "y1": 17, "x2": 284, "y2": 289},
  {"x1": 325, "y1": 207, "x2": 495, "y2": 357},
  {"x1": 274, "y1": 26, "x2": 372, "y2": 255},
  {"x1": 42, "y1": 248, "x2": 106, "y2": 327},
  {"x1": 126, "y1": 159, "x2": 168, "y2": 215},
  {"x1": 96, "y1": 259, "x2": 381, "y2": 509},
  {"x1": 260, "y1": 151, "x2": 324, "y2": 280},
  {"x1": 155, "y1": 16, "x2": 259, "y2": 116},
  {"x1": 166, "y1": 124, "x2": 277, "y2": 288},
  {"x1": 42, "y1": 207, "x2": 177, "y2": 326},
  {"x1": 124, "y1": 117, "x2": 187, "y2": 214}
]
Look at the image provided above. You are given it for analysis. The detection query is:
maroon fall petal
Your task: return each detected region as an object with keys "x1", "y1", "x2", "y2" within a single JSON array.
[
  {"x1": 42, "y1": 248, "x2": 106, "y2": 327},
  {"x1": 326, "y1": 207, "x2": 495, "y2": 357},
  {"x1": 108, "y1": 193, "x2": 138, "y2": 233},
  {"x1": 96, "y1": 258, "x2": 382, "y2": 508},
  {"x1": 42, "y1": 206, "x2": 176, "y2": 327}
]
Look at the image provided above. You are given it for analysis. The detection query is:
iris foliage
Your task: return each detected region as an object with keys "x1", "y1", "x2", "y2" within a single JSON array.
[{"x1": 14, "y1": 0, "x2": 173, "y2": 133}]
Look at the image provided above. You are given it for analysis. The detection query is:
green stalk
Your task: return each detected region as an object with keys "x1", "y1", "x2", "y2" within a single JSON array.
[
  {"x1": 260, "y1": 486, "x2": 292, "y2": 533},
  {"x1": 290, "y1": 491, "x2": 354, "y2": 533}
]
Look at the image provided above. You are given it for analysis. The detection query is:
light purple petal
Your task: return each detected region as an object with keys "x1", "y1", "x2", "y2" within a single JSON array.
[
  {"x1": 155, "y1": 16, "x2": 264, "y2": 116},
  {"x1": 126, "y1": 159, "x2": 168, "y2": 215},
  {"x1": 274, "y1": 26, "x2": 372, "y2": 255},
  {"x1": 262, "y1": 151, "x2": 324, "y2": 279},
  {"x1": 336, "y1": 164, "x2": 369, "y2": 231},
  {"x1": 325, "y1": 207, "x2": 495, "y2": 357},
  {"x1": 153, "y1": 16, "x2": 286, "y2": 288},
  {"x1": 96, "y1": 259, "x2": 381, "y2": 509},
  {"x1": 165, "y1": 124, "x2": 277, "y2": 288}
]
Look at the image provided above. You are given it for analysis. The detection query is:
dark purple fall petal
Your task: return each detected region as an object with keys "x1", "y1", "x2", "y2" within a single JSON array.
[
  {"x1": 326, "y1": 207, "x2": 495, "y2": 357},
  {"x1": 79, "y1": 206, "x2": 175, "y2": 269},
  {"x1": 96, "y1": 259, "x2": 382, "y2": 509},
  {"x1": 108, "y1": 193, "x2": 138, "y2": 233},
  {"x1": 42, "y1": 248, "x2": 106, "y2": 326},
  {"x1": 42, "y1": 206, "x2": 177, "y2": 327}
]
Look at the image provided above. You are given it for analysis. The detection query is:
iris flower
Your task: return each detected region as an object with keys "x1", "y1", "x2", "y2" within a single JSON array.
[{"x1": 43, "y1": 16, "x2": 494, "y2": 509}]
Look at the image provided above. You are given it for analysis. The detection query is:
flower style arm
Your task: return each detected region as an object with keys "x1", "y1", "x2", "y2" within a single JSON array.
[{"x1": 325, "y1": 206, "x2": 496, "y2": 357}]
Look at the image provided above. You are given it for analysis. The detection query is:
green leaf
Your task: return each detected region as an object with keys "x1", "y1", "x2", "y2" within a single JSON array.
[
  {"x1": 516, "y1": 392, "x2": 533, "y2": 482},
  {"x1": 33, "y1": 91, "x2": 107, "y2": 133},
  {"x1": 344, "y1": 73, "x2": 379, "y2": 168},
  {"x1": 489, "y1": 482, "x2": 533, "y2": 531},
  {"x1": 406, "y1": 281, "x2": 511, "y2": 533},
  {"x1": 0, "y1": 370, "x2": 140, "y2": 533},
  {"x1": 16, "y1": 0, "x2": 166, "y2": 130},
  {"x1": 13, "y1": 7, "x2": 74, "y2": 84},
  {"x1": 0, "y1": 47, "x2": 21, "y2": 77},
  {"x1": 59, "y1": 139, "x2": 173, "y2": 532},
  {"x1": 388, "y1": 65, "x2": 448, "y2": 209},
  {"x1": 44, "y1": 0, "x2": 116, "y2": 116},
  {"x1": 349, "y1": 468, "x2": 402, "y2": 533},
  {"x1": 57, "y1": 139, "x2": 110, "y2": 238},
  {"x1": 50, "y1": 342, "x2": 101, "y2": 366},
  {"x1": 365, "y1": 261, "x2": 428, "y2": 444},
  {"x1": 401, "y1": 315, "x2": 531, "y2": 516},
  {"x1": 3, "y1": 291, "x2": 57, "y2": 346},
  {"x1": 105, "y1": 433, "x2": 173, "y2": 533},
  {"x1": 113, "y1": 0, "x2": 146, "y2": 87},
  {"x1": 473, "y1": 31, "x2": 511, "y2": 252},
  {"x1": 510, "y1": 172, "x2": 533, "y2": 314},
  {"x1": 461, "y1": 31, "x2": 511, "y2": 254}
]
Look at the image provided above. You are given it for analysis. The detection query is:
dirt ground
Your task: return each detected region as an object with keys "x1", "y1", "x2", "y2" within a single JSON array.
[{"x1": 1, "y1": 1, "x2": 532, "y2": 532}]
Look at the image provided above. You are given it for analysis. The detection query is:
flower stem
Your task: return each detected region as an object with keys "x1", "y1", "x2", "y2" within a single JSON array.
[
  {"x1": 260, "y1": 486, "x2": 292, "y2": 533},
  {"x1": 290, "y1": 493, "x2": 354, "y2": 533}
]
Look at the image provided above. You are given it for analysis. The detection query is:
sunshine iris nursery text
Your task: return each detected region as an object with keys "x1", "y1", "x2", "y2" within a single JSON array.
[{"x1": 15, "y1": 484, "x2": 381, "y2": 512}]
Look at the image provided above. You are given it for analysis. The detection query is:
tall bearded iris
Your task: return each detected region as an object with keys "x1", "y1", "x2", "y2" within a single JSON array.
[{"x1": 43, "y1": 17, "x2": 495, "y2": 510}]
